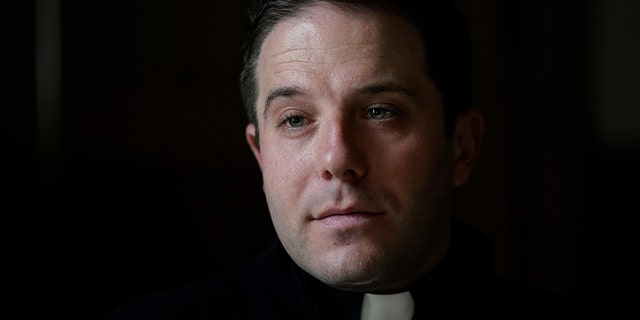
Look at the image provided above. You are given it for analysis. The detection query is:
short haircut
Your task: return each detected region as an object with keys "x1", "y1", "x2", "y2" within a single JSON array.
[{"x1": 240, "y1": 0, "x2": 471, "y2": 138}]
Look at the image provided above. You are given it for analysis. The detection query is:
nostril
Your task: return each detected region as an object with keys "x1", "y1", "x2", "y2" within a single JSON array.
[
  {"x1": 322, "y1": 167, "x2": 361, "y2": 181},
  {"x1": 343, "y1": 168, "x2": 358, "y2": 178},
  {"x1": 319, "y1": 126, "x2": 366, "y2": 181}
]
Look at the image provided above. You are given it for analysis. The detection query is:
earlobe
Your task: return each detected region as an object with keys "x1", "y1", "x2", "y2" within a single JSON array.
[
  {"x1": 452, "y1": 108, "x2": 484, "y2": 187},
  {"x1": 246, "y1": 123, "x2": 263, "y2": 170}
]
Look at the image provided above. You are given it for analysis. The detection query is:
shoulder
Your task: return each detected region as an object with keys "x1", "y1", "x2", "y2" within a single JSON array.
[
  {"x1": 485, "y1": 277, "x2": 600, "y2": 318},
  {"x1": 102, "y1": 241, "x2": 317, "y2": 320},
  {"x1": 435, "y1": 220, "x2": 599, "y2": 318},
  {"x1": 102, "y1": 266, "x2": 262, "y2": 319}
]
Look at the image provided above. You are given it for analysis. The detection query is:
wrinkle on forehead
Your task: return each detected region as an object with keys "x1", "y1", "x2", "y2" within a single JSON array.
[
  {"x1": 265, "y1": 33, "x2": 407, "y2": 79},
  {"x1": 263, "y1": 4, "x2": 402, "y2": 62},
  {"x1": 271, "y1": 50, "x2": 389, "y2": 75},
  {"x1": 268, "y1": 37, "x2": 385, "y2": 67},
  {"x1": 257, "y1": 4, "x2": 427, "y2": 109}
]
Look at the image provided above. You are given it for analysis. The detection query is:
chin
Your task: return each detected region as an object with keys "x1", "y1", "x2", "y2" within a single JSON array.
[
  {"x1": 315, "y1": 269, "x2": 382, "y2": 292},
  {"x1": 305, "y1": 246, "x2": 394, "y2": 292}
]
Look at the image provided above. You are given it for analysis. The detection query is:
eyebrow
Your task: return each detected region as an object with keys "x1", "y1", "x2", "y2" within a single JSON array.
[
  {"x1": 264, "y1": 86, "x2": 306, "y2": 118},
  {"x1": 262, "y1": 82, "x2": 421, "y2": 118},
  {"x1": 355, "y1": 82, "x2": 419, "y2": 100}
]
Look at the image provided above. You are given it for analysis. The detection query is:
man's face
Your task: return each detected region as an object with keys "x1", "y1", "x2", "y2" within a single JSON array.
[{"x1": 246, "y1": 5, "x2": 465, "y2": 292}]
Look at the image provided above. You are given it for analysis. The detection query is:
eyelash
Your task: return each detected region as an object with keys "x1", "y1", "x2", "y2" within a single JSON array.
[
  {"x1": 277, "y1": 113, "x2": 309, "y2": 128},
  {"x1": 275, "y1": 103, "x2": 399, "y2": 129},
  {"x1": 364, "y1": 104, "x2": 397, "y2": 120}
]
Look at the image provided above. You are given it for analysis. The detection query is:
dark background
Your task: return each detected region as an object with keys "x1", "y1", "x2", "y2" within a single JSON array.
[{"x1": 4, "y1": 0, "x2": 639, "y2": 319}]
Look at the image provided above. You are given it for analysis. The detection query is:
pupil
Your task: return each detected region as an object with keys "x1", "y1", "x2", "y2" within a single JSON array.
[{"x1": 289, "y1": 117, "x2": 301, "y2": 126}]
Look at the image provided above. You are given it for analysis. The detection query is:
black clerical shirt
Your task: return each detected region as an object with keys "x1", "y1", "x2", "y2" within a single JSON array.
[{"x1": 103, "y1": 220, "x2": 588, "y2": 319}]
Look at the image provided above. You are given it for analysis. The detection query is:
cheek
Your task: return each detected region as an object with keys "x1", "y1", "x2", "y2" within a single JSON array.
[
  {"x1": 381, "y1": 134, "x2": 450, "y2": 198},
  {"x1": 260, "y1": 141, "x2": 312, "y2": 207},
  {"x1": 259, "y1": 143, "x2": 314, "y2": 251},
  {"x1": 261, "y1": 153, "x2": 297, "y2": 238}
]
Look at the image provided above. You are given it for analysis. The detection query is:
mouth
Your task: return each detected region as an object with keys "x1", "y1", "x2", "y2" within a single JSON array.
[{"x1": 314, "y1": 209, "x2": 383, "y2": 229}]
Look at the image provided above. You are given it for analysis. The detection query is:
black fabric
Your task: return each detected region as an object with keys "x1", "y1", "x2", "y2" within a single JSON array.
[{"x1": 102, "y1": 220, "x2": 590, "y2": 319}]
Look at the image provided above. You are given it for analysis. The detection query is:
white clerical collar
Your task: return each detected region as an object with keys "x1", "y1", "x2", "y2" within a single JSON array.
[{"x1": 361, "y1": 291, "x2": 414, "y2": 320}]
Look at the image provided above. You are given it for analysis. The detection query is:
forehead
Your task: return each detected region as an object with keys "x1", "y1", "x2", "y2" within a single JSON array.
[
  {"x1": 262, "y1": 4, "x2": 423, "y2": 62},
  {"x1": 256, "y1": 4, "x2": 428, "y2": 103}
]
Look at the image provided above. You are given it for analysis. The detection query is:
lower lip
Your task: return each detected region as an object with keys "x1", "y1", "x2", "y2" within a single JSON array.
[{"x1": 316, "y1": 212, "x2": 380, "y2": 229}]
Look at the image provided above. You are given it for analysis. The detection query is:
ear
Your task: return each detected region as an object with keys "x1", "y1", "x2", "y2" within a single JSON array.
[
  {"x1": 452, "y1": 108, "x2": 484, "y2": 187},
  {"x1": 246, "y1": 123, "x2": 263, "y2": 171}
]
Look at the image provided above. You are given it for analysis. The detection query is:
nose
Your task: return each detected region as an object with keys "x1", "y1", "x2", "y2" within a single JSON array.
[{"x1": 318, "y1": 119, "x2": 367, "y2": 181}]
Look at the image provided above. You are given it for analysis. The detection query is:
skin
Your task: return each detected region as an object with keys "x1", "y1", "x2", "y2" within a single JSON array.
[{"x1": 246, "y1": 4, "x2": 483, "y2": 293}]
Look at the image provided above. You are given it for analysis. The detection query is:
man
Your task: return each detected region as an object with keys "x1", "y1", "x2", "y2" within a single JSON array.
[
  {"x1": 104, "y1": 0, "x2": 577, "y2": 318},
  {"x1": 241, "y1": 0, "x2": 481, "y2": 301}
]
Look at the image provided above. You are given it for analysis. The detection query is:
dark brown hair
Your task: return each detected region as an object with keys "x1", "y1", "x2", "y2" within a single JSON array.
[{"x1": 239, "y1": 0, "x2": 471, "y2": 138}]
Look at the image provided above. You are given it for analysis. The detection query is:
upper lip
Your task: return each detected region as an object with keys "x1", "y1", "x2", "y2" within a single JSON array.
[{"x1": 314, "y1": 207, "x2": 381, "y2": 220}]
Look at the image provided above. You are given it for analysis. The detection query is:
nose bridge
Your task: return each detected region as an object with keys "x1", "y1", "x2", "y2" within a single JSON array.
[{"x1": 318, "y1": 113, "x2": 365, "y2": 180}]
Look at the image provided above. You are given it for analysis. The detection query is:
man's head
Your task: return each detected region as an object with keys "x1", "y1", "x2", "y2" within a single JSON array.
[
  {"x1": 241, "y1": 0, "x2": 483, "y2": 293},
  {"x1": 241, "y1": 0, "x2": 472, "y2": 140}
]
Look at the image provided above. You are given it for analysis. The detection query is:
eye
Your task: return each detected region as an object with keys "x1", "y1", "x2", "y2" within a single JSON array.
[
  {"x1": 278, "y1": 114, "x2": 309, "y2": 128},
  {"x1": 286, "y1": 115, "x2": 306, "y2": 127},
  {"x1": 366, "y1": 105, "x2": 394, "y2": 120}
]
